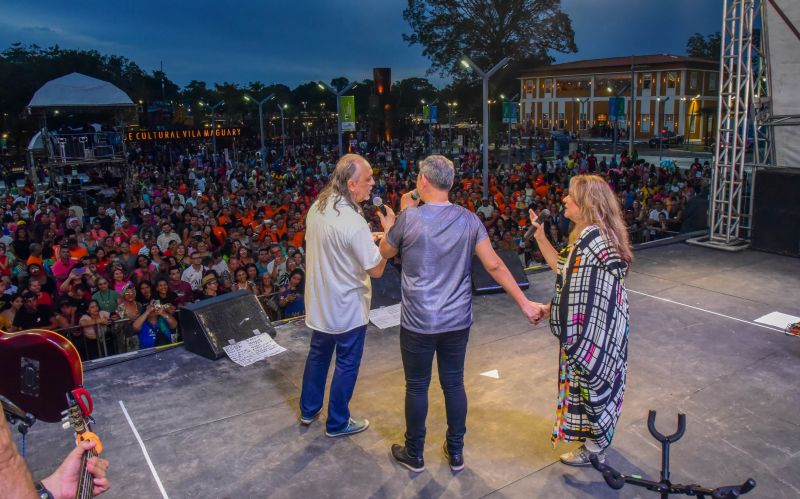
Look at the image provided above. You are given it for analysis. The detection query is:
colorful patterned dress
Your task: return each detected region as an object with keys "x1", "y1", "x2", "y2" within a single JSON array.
[{"x1": 549, "y1": 225, "x2": 630, "y2": 449}]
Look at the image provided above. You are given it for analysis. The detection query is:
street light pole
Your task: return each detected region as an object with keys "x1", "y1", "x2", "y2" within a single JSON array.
[
  {"x1": 657, "y1": 96, "x2": 671, "y2": 163},
  {"x1": 277, "y1": 103, "x2": 287, "y2": 161},
  {"x1": 461, "y1": 55, "x2": 511, "y2": 199},
  {"x1": 575, "y1": 97, "x2": 589, "y2": 151},
  {"x1": 244, "y1": 93, "x2": 275, "y2": 170},
  {"x1": 318, "y1": 80, "x2": 358, "y2": 157},
  {"x1": 501, "y1": 93, "x2": 519, "y2": 168},
  {"x1": 208, "y1": 100, "x2": 224, "y2": 166}
]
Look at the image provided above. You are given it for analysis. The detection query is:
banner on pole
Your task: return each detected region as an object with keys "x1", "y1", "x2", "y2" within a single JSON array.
[
  {"x1": 609, "y1": 97, "x2": 625, "y2": 120},
  {"x1": 502, "y1": 102, "x2": 519, "y2": 124},
  {"x1": 341, "y1": 95, "x2": 356, "y2": 131}
]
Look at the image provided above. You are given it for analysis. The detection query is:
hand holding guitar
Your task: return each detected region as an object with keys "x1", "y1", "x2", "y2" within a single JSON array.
[{"x1": 40, "y1": 440, "x2": 110, "y2": 498}]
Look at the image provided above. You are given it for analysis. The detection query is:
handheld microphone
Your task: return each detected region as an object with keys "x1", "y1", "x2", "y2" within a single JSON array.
[
  {"x1": 372, "y1": 196, "x2": 384, "y2": 211},
  {"x1": 410, "y1": 190, "x2": 419, "y2": 201},
  {"x1": 524, "y1": 208, "x2": 551, "y2": 239}
]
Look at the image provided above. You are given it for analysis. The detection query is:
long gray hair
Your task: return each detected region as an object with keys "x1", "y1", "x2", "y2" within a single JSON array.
[{"x1": 315, "y1": 154, "x2": 365, "y2": 216}]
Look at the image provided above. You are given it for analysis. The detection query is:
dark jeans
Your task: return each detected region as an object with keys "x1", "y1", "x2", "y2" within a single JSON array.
[
  {"x1": 299, "y1": 325, "x2": 366, "y2": 432},
  {"x1": 400, "y1": 326, "x2": 469, "y2": 458}
]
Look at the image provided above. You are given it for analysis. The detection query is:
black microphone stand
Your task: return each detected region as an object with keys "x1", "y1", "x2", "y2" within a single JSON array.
[{"x1": 590, "y1": 410, "x2": 756, "y2": 499}]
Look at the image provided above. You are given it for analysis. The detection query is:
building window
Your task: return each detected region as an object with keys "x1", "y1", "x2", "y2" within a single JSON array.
[
  {"x1": 667, "y1": 72, "x2": 677, "y2": 89},
  {"x1": 642, "y1": 74, "x2": 652, "y2": 91},
  {"x1": 689, "y1": 72, "x2": 698, "y2": 90},
  {"x1": 664, "y1": 114, "x2": 674, "y2": 131},
  {"x1": 641, "y1": 114, "x2": 650, "y2": 133},
  {"x1": 709, "y1": 73, "x2": 717, "y2": 92},
  {"x1": 558, "y1": 113, "x2": 565, "y2": 129},
  {"x1": 579, "y1": 113, "x2": 587, "y2": 130},
  {"x1": 542, "y1": 113, "x2": 550, "y2": 129},
  {"x1": 689, "y1": 115, "x2": 697, "y2": 134},
  {"x1": 544, "y1": 79, "x2": 552, "y2": 95}
]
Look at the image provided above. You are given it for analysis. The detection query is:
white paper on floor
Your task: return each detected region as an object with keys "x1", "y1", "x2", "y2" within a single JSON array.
[
  {"x1": 369, "y1": 303, "x2": 402, "y2": 329},
  {"x1": 223, "y1": 331, "x2": 287, "y2": 367},
  {"x1": 754, "y1": 311, "x2": 800, "y2": 329},
  {"x1": 480, "y1": 369, "x2": 500, "y2": 379}
]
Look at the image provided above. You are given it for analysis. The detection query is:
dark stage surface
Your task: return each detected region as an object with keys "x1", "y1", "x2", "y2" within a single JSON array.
[{"x1": 20, "y1": 244, "x2": 800, "y2": 498}]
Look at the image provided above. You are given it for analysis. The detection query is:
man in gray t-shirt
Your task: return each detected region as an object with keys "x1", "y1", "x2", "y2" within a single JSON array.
[{"x1": 379, "y1": 155, "x2": 542, "y2": 473}]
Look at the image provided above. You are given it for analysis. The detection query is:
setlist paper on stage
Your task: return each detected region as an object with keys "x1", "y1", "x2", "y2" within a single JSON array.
[
  {"x1": 223, "y1": 332, "x2": 287, "y2": 366},
  {"x1": 369, "y1": 303, "x2": 402, "y2": 329}
]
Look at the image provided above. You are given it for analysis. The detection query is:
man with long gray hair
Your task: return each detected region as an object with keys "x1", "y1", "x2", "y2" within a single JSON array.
[
  {"x1": 300, "y1": 153, "x2": 395, "y2": 437},
  {"x1": 379, "y1": 155, "x2": 543, "y2": 472}
]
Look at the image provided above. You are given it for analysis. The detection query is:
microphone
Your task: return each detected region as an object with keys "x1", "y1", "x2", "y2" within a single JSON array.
[
  {"x1": 372, "y1": 196, "x2": 384, "y2": 212},
  {"x1": 524, "y1": 208, "x2": 551, "y2": 240},
  {"x1": 410, "y1": 190, "x2": 419, "y2": 201}
]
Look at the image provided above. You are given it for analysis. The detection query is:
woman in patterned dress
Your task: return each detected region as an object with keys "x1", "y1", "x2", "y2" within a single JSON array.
[{"x1": 530, "y1": 174, "x2": 632, "y2": 467}]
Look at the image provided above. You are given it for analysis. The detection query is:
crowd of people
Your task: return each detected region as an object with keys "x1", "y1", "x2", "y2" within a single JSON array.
[{"x1": 0, "y1": 133, "x2": 710, "y2": 360}]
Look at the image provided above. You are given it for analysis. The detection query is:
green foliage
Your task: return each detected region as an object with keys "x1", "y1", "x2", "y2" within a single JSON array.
[
  {"x1": 686, "y1": 32, "x2": 721, "y2": 61},
  {"x1": 402, "y1": 0, "x2": 577, "y2": 78}
]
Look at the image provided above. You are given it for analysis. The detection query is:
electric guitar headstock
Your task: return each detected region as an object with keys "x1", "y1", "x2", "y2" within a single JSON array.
[{"x1": 62, "y1": 388, "x2": 103, "y2": 499}]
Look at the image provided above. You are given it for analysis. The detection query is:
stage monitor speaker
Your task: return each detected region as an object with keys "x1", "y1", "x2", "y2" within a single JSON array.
[
  {"x1": 471, "y1": 249, "x2": 530, "y2": 294},
  {"x1": 751, "y1": 168, "x2": 800, "y2": 257},
  {"x1": 178, "y1": 290, "x2": 277, "y2": 360},
  {"x1": 370, "y1": 263, "x2": 402, "y2": 310}
]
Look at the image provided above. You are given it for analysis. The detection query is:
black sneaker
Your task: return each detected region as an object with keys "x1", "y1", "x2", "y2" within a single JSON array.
[
  {"x1": 391, "y1": 444, "x2": 425, "y2": 473},
  {"x1": 442, "y1": 442, "x2": 465, "y2": 471}
]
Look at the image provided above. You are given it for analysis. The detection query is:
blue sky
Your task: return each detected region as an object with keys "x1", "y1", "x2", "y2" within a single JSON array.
[{"x1": 0, "y1": 0, "x2": 723, "y2": 88}]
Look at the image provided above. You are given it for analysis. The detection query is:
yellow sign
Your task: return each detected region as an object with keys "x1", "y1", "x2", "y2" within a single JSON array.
[{"x1": 126, "y1": 128, "x2": 242, "y2": 141}]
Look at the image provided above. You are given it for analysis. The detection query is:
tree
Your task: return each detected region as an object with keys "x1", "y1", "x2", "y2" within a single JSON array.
[
  {"x1": 403, "y1": 0, "x2": 577, "y2": 78},
  {"x1": 686, "y1": 32, "x2": 721, "y2": 61}
]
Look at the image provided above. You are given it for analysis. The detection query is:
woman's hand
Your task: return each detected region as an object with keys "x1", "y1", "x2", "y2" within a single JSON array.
[{"x1": 528, "y1": 209, "x2": 544, "y2": 236}]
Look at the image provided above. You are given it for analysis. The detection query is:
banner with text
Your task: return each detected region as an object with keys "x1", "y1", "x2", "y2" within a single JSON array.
[
  {"x1": 341, "y1": 95, "x2": 356, "y2": 131},
  {"x1": 126, "y1": 128, "x2": 242, "y2": 142},
  {"x1": 502, "y1": 102, "x2": 519, "y2": 124}
]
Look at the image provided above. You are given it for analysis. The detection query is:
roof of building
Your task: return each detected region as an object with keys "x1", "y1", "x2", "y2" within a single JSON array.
[{"x1": 519, "y1": 54, "x2": 718, "y2": 78}]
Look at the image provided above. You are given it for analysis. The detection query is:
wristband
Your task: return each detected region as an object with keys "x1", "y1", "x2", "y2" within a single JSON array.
[{"x1": 34, "y1": 481, "x2": 54, "y2": 499}]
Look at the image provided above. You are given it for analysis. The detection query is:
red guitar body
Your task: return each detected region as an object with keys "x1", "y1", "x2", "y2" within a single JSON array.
[{"x1": 0, "y1": 329, "x2": 83, "y2": 422}]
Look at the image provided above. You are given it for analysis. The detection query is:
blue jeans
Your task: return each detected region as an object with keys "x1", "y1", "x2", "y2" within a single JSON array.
[
  {"x1": 299, "y1": 325, "x2": 366, "y2": 432},
  {"x1": 400, "y1": 326, "x2": 470, "y2": 458}
]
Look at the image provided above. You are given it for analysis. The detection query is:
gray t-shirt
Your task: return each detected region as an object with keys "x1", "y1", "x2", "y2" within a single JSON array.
[{"x1": 386, "y1": 203, "x2": 488, "y2": 334}]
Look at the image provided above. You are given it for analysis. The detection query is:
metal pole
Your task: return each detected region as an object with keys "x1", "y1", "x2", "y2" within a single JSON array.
[
  {"x1": 258, "y1": 101, "x2": 265, "y2": 169},
  {"x1": 482, "y1": 77, "x2": 489, "y2": 199},
  {"x1": 279, "y1": 106, "x2": 286, "y2": 161},
  {"x1": 336, "y1": 95, "x2": 343, "y2": 155},
  {"x1": 629, "y1": 57, "x2": 636, "y2": 156},
  {"x1": 211, "y1": 108, "x2": 217, "y2": 165}
]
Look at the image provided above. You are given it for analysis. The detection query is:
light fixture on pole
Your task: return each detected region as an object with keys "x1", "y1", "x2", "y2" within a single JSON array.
[
  {"x1": 503, "y1": 93, "x2": 519, "y2": 167},
  {"x1": 575, "y1": 97, "x2": 590, "y2": 150},
  {"x1": 460, "y1": 55, "x2": 511, "y2": 199},
  {"x1": 446, "y1": 101, "x2": 458, "y2": 152},
  {"x1": 656, "y1": 96, "x2": 671, "y2": 163},
  {"x1": 421, "y1": 98, "x2": 439, "y2": 153},
  {"x1": 243, "y1": 93, "x2": 276, "y2": 169},
  {"x1": 276, "y1": 103, "x2": 288, "y2": 160},
  {"x1": 207, "y1": 100, "x2": 224, "y2": 166},
  {"x1": 318, "y1": 80, "x2": 358, "y2": 156}
]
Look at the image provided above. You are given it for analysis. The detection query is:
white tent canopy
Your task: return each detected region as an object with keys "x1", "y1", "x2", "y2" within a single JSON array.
[{"x1": 27, "y1": 72, "x2": 135, "y2": 110}]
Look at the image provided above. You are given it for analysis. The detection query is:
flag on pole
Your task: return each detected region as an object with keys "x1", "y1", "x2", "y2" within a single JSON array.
[{"x1": 341, "y1": 95, "x2": 356, "y2": 131}]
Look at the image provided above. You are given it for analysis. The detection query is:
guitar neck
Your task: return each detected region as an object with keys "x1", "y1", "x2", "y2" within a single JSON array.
[{"x1": 76, "y1": 448, "x2": 96, "y2": 499}]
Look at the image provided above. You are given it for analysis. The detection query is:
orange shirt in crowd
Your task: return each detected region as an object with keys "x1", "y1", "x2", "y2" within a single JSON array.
[
  {"x1": 291, "y1": 231, "x2": 305, "y2": 248},
  {"x1": 129, "y1": 242, "x2": 143, "y2": 256},
  {"x1": 69, "y1": 246, "x2": 89, "y2": 260},
  {"x1": 212, "y1": 226, "x2": 227, "y2": 244}
]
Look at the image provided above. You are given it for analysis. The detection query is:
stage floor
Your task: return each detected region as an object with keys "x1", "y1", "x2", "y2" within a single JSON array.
[{"x1": 21, "y1": 243, "x2": 800, "y2": 498}]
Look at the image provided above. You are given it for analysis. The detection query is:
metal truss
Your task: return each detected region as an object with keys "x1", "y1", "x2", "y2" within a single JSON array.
[{"x1": 691, "y1": 0, "x2": 773, "y2": 251}]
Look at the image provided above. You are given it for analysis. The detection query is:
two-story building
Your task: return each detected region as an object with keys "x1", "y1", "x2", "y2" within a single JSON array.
[{"x1": 518, "y1": 54, "x2": 719, "y2": 143}]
